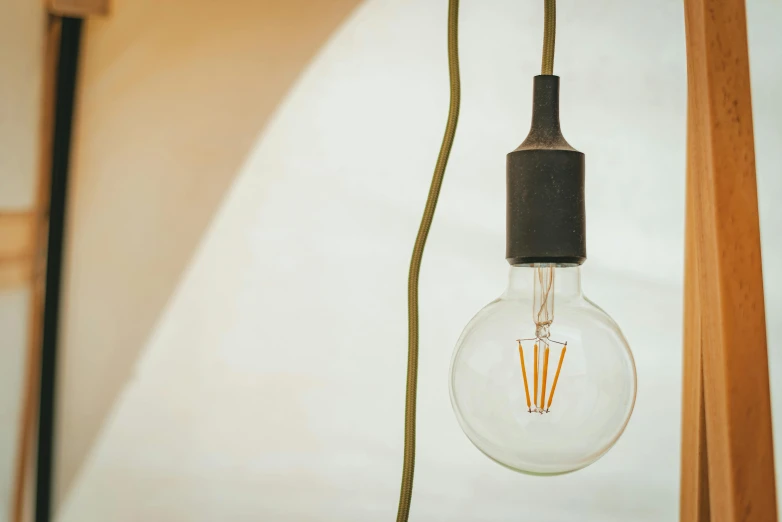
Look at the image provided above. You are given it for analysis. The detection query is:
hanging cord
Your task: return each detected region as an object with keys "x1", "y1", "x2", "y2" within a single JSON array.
[
  {"x1": 542, "y1": 0, "x2": 556, "y2": 75},
  {"x1": 396, "y1": 0, "x2": 460, "y2": 521},
  {"x1": 398, "y1": 0, "x2": 555, "y2": 518}
]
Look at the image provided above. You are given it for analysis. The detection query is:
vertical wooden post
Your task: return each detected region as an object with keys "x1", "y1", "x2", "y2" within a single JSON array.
[
  {"x1": 680, "y1": 75, "x2": 710, "y2": 522},
  {"x1": 681, "y1": 0, "x2": 777, "y2": 520}
]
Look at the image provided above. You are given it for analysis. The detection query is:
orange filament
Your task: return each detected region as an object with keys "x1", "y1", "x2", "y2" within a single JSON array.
[
  {"x1": 546, "y1": 346, "x2": 567, "y2": 410},
  {"x1": 540, "y1": 347, "x2": 550, "y2": 412},
  {"x1": 517, "y1": 342, "x2": 532, "y2": 411},
  {"x1": 533, "y1": 344, "x2": 539, "y2": 407}
]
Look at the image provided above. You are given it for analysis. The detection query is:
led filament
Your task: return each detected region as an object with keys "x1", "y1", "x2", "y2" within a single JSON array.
[{"x1": 517, "y1": 340, "x2": 567, "y2": 413}]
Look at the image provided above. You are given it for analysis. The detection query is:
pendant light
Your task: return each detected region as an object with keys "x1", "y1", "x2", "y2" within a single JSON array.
[{"x1": 398, "y1": 0, "x2": 637, "y2": 519}]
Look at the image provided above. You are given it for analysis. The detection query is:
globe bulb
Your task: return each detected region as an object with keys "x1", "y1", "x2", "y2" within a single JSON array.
[{"x1": 449, "y1": 265, "x2": 637, "y2": 475}]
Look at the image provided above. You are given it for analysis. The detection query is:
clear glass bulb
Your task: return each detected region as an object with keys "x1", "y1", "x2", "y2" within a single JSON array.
[{"x1": 449, "y1": 265, "x2": 637, "y2": 475}]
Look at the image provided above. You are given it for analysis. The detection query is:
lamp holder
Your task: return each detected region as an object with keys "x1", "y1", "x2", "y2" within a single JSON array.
[{"x1": 506, "y1": 75, "x2": 586, "y2": 266}]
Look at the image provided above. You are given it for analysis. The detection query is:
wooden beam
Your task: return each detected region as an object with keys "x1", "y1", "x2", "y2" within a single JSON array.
[
  {"x1": 680, "y1": 73, "x2": 710, "y2": 521},
  {"x1": 682, "y1": 0, "x2": 777, "y2": 520},
  {"x1": 0, "y1": 211, "x2": 35, "y2": 287},
  {"x1": 49, "y1": 0, "x2": 109, "y2": 17}
]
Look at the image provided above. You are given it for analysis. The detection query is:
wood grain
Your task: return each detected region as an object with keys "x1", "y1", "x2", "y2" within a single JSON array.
[
  {"x1": 682, "y1": 0, "x2": 777, "y2": 520},
  {"x1": 49, "y1": 0, "x2": 109, "y2": 17},
  {"x1": 680, "y1": 67, "x2": 710, "y2": 521}
]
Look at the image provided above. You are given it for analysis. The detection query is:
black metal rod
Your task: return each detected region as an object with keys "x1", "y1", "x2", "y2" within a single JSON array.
[{"x1": 35, "y1": 17, "x2": 83, "y2": 522}]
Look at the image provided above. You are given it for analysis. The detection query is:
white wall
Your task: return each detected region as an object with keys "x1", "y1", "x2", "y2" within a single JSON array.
[
  {"x1": 0, "y1": 0, "x2": 43, "y2": 210},
  {"x1": 56, "y1": 0, "x2": 782, "y2": 521},
  {"x1": 0, "y1": 290, "x2": 30, "y2": 521}
]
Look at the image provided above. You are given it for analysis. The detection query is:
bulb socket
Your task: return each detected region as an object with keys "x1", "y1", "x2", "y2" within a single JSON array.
[{"x1": 506, "y1": 75, "x2": 586, "y2": 266}]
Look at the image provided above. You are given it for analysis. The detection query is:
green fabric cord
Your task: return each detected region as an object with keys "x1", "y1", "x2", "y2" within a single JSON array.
[
  {"x1": 396, "y1": 1, "x2": 556, "y2": 519},
  {"x1": 542, "y1": 0, "x2": 556, "y2": 75},
  {"x1": 396, "y1": 0, "x2": 460, "y2": 521}
]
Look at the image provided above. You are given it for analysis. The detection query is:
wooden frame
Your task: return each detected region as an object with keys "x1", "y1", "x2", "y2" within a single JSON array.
[
  {"x1": 680, "y1": 0, "x2": 777, "y2": 520},
  {"x1": 49, "y1": 0, "x2": 109, "y2": 17},
  {"x1": 0, "y1": 211, "x2": 35, "y2": 287}
]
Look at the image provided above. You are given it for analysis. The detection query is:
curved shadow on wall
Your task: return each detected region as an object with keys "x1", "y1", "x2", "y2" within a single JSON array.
[{"x1": 55, "y1": 0, "x2": 363, "y2": 510}]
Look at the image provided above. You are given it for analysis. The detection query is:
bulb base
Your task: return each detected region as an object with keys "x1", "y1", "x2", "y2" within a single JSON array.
[{"x1": 506, "y1": 75, "x2": 586, "y2": 267}]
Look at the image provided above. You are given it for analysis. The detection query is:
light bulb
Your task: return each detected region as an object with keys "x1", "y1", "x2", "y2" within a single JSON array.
[
  {"x1": 447, "y1": 75, "x2": 636, "y2": 474},
  {"x1": 449, "y1": 265, "x2": 636, "y2": 475}
]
